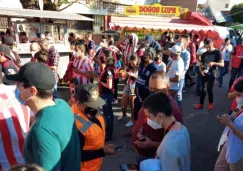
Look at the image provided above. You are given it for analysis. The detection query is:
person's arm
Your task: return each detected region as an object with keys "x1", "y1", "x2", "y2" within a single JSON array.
[
  {"x1": 101, "y1": 73, "x2": 113, "y2": 89},
  {"x1": 79, "y1": 132, "x2": 105, "y2": 162},
  {"x1": 134, "y1": 137, "x2": 160, "y2": 149},
  {"x1": 209, "y1": 51, "x2": 224, "y2": 67},
  {"x1": 48, "y1": 48, "x2": 59, "y2": 70},
  {"x1": 184, "y1": 53, "x2": 191, "y2": 73},
  {"x1": 160, "y1": 150, "x2": 180, "y2": 171},
  {"x1": 229, "y1": 124, "x2": 243, "y2": 141},
  {"x1": 218, "y1": 114, "x2": 243, "y2": 141},
  {"x1": 31, "y1": 128, "x2": 61, "y2": 171}
]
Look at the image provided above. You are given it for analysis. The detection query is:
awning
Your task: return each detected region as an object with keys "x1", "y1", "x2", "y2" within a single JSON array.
[
  {"x1": 59, "y1": 3, "x2": 107, "y2": 16},
  {"x1": 109, "y1": 16, "x2": 215, "y2": 31},
  {"x1": 0, "y1": 7, "x2": 94, "y2": 21}
]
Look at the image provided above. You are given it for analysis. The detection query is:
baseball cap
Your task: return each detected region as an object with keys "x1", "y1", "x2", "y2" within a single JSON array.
[
  {"x1": 169, "y1": 45, "x2": 181, "y2": 54},
  {"x1": 75, "y1": 83, "x2": 105, "y2": 108},
  {"x1": 0, "y1": 44, "x2": 13, "y2": 60},
  {"x1": 5, "y1": 62, "x2": 56, "y2": 90}
]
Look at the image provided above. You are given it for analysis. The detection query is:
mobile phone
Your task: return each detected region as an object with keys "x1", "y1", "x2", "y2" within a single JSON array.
[
  {"x1": 114, "y1": 146, "x2": 126, "y2": 152},
  {"x1": 119, "y1": 164, "x2": 139, "y2": 171},
  {"x1": 218, "y1": 115, "x2": 224, "y2": 117}
]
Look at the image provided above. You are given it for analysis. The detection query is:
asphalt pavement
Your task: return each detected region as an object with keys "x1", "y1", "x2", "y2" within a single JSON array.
[{"x1": 58, "y1": 73, "x2": 232, "y2": 171}]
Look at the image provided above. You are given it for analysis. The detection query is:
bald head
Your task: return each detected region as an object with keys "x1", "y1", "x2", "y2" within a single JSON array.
[
  {"x1": 149, "y1": 71, "x2": 170, "y2": 93},
  {"x1": 30, "y1": 42, "x2": 40, "y2": 52}
]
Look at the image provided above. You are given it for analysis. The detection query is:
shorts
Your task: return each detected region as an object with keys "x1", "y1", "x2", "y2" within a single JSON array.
[{"x1": 123, "y1": 83, "x2": 136, "y2": 96}]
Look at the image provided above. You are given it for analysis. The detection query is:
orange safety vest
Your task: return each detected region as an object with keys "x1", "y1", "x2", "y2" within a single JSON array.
[{"x1": 72, "y1": 104, "x2": 106, "y2": 171}]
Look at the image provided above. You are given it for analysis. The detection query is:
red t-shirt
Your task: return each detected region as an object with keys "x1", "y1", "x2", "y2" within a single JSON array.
[
  {"x1": 231, "y1": 45, "x2": 243, "y2": 68},
  {"x1": 230, "y1": 76, "x2": 243, "y2": 111},
  {"x1": 132, "y1": 94, "x2": 183, "y2": 157}
]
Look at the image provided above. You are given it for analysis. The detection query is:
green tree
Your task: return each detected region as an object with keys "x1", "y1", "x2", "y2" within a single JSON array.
[
  {"x1": 20, "y1": 0, "x2": 84, "y2": 11},
  {"x1": 230, "y1": 3, "x2": 243, "y2": 23}
]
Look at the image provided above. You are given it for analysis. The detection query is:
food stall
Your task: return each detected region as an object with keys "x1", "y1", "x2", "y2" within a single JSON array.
[
  {"x1": 0, "y1": 7, "x2": 93, "y2": 80},
  {"x1": 108, "y1": 3, "x2": 223, "y2": 48}
]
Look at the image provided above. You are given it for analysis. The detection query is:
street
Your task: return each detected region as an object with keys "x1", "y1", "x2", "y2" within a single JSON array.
[{"x1": 58, "y1": 74, "x2": 232, "y2": 171}]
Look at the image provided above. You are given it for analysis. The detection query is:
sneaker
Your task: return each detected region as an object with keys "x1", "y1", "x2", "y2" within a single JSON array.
[
  {"x1": 125, "y1": 120, "x2": 134, "y2": 127},
  {"x1": 208, "y1": 103, "x2": 213, "y2": 110},
  {"x1": 117, "y1": 115, "x2": 124, "y2": 121},
  {"x1": 194, "y1": 104, "x2": 203, "y2": 109}
]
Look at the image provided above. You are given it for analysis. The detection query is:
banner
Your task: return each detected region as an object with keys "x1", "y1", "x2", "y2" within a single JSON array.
[{"x1": 124, "y1": 3, "x2": 189, "y2": 17}]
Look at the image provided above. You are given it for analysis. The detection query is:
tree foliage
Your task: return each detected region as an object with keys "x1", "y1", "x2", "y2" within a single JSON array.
[
  {"x1": 230, "y1": 3, "x2": 243, "y2": 23},
  {"x1": 20, "y1": 0, "x2": 83, "y2": 11}
]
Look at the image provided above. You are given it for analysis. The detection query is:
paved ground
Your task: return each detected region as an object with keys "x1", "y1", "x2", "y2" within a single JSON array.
[{"x1": 58, "y1": 73, "x2": 232, "y2": 171}]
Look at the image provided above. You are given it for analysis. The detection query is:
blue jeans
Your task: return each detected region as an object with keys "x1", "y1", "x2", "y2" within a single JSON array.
[
  {"x1": 195, "y1": 66, "x2": 202, "y2": 92},
  {"x1": 176, "y1": 79, "x2": 184, "y2": 110},
  {"x1": 101, "y1": 93, "x2": 114, "y2": 140},
  {"x1": 219, "y1": 61, "x2": 230, "y2": 86}
]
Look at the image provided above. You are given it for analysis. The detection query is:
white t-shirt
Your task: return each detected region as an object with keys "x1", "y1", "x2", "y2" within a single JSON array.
[
  {"x1": 221, "y1": 44, "x2": 233, "y2": 61},
  {"x1": 156, "y1": 62, "x2": 166, "y2": 72},
  {"x1": 196, "y1": 47, "x2": 207, "y2": 66},
  {"x1": 168, "y1": 58, "x2": 184, "y2": 90},
  {"x1": 156, "y1": 125, "x2": 191, "y2": 171}
]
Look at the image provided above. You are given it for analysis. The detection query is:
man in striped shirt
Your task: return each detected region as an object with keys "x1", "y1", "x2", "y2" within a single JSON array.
[{"x1": 0, "y1": 65, "x2": 33, "y2": 170}]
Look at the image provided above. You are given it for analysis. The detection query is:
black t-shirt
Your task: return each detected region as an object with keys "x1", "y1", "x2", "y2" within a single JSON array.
[
  {"x1": 201, "y1": 49, "x2": 222, "y2": 73},
  {"x1": 100, "y1": 68, "x2": 114, "y2": 95}
]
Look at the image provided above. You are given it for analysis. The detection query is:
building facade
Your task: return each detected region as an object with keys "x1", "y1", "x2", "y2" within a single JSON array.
[
  {"x1": 200, "y1": 0, "x2": 242, "y2": 11},
  {"x1": 160, "y1": 0, "x2": 198, "y2": 11}
]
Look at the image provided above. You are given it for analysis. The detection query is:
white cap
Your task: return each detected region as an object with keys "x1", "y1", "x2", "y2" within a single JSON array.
[{"x1": 169, "y1": 45, "x2": 181, "y2": 55}]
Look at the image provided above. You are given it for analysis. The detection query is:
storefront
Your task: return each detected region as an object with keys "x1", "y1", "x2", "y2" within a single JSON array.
[{"x1": 107, "y1": 3, "x2": 224, "y2": 48}]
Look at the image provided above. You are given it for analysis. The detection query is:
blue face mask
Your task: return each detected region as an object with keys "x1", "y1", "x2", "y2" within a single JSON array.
[
  {"x1": 177, "y1": 42, "x2": 182, "y2": 47},
  {"x1": 15, "y1": 88, "x2": 29, "y2": 105}
]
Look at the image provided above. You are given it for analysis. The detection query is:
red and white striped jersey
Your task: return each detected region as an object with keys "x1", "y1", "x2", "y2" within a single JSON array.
[
  {"x1": 72, "y1": 56, "x2": 94, "y2": 85},
  {"x1": 0, "y1": 85, "x2": 33, "y2": 171}
]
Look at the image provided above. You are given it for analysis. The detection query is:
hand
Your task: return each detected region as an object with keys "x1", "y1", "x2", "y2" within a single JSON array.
[
  {"x1": 201, "y1": 72, "x2": 206, "y2": 77},
  {"x1": 128, "y1": 72, "x2": 136, "y2": 77},
  {"x1": 103, "y1": 144, "x2": 116, "y2": 155},
  {"x1": 134, "y1": 137, "x2": 154, "y2": 149},
  {"x1": 217, "y1": 114, "x2": 233, "y2": 127},
  {"x1": 229, "y1": 66, "x2": 232, "y2": 72},
  {"x1": 208, "y1": 62, "x2": 215, "y2": 67}
]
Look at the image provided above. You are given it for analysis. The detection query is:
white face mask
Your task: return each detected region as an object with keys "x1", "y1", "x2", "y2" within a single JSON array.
[
  {"x1": 236, "y1": 97, "x2": 243, "y2": 106},
  {"x1": 147, "y1": 116, "x2": 162, "y2": 130},
  {"x1": 73, "y1": 51, "x2": 79, "y2": 58}
]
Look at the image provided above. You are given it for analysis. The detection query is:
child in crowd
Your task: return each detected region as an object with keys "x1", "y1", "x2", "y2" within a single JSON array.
[
  {"x1": 154, "y1": 50, "x2": 166, "y2": 72},
  {"x1": 118, "y1": 55, "x2": 138, "y2": 128},
  {"x1": 68, "y1": 78, "x2": 78, "y2": 107}
]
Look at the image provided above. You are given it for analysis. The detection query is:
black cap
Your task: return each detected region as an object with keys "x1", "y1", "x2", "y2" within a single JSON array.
[
  {"x1": 3, "y1": 36, "x2": 14, "y2": 45},
  {"x1": 0, "y1": 44, "x2": 13, "y2": 60},
  {"x1": 5, "y1": 62, "x2": 56, "y2": 90},
  {"x1": 75, "y1": 83, "x2": 105, "y2": 108},
  {"x1": 204, "y1": 38, "x2": 213, "y2": 45}
]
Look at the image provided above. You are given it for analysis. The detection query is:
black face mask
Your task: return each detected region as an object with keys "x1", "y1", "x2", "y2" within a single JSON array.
[{"x1": 84, "y1": 107, "x2": 98, "y2": 117}]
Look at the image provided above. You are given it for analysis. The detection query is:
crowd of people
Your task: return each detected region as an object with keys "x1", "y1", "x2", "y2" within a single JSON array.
[{"x1": 0, "y1": 28, "x2": 243, "y2": 171}]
